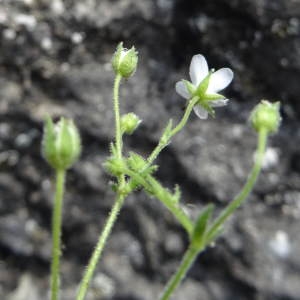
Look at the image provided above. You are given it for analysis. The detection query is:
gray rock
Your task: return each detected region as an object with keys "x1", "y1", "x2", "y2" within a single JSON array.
[{"x1": 0, "y1": 0, "x2": 299, "y2": 299}]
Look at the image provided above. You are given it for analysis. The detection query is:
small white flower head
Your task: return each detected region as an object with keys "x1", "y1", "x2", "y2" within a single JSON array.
[{"x1": 175, "y1": 54, "x2": 233, "y2": 119}]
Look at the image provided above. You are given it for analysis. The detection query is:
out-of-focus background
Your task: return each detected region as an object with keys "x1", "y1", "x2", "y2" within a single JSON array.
[{"x1": 0, "y1": 0, "x2": 300, "y2": 299}]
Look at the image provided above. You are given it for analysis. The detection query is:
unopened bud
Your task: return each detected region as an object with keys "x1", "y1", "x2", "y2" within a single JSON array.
[
  {"x1": 103, "y1": 157, "x2": 126, "y2": 176},
  {"x1": 251, "y1": 100, "x2": 281, "y2": 134},
  {"x1": 42, "y1": 117, "x2": 81, "y2": 170},
  {"x1": 112, "y1": 42, "x2": 138, "y2": 78},
  {"x1": 121, "y1": 113, "x2": 141, "y2": 135}
]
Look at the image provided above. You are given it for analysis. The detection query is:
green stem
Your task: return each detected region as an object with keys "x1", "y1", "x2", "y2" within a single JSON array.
[
  {"x1": 146, "y1": 96, "x2": 199, "y2": 168},
  {"x1": 76, "y1": 73, "x2": 127, "y2": 300},
  {"x1": 123, "y1": 97, "x2": 199, "y2": 234},
  {"x1": 114, "y1": 73, "x2": 126, "y2": 188},
  {"x1": 76, "y1": 193, "x2": 125, "y2": 300},
  {"x1": 114, "y1": 73, "x2": 123, "y2": 160},
  {"x1": 160, "y1": 246, "x2": 200, "y2": 300},
  {"x1": 50, "y1": 169, "x2": 66, "y2": 300},
  {"x1": 206, "y1": 128, "x2": 268, "y2": 241},
  {"x1": 146, "y1": 176, "x2": 193, "y2": 235},
  {"x1": 124, "y1": 168, "x2": 193, "y2": 234},
  {"x1": 170, "y1": 96, "x2": 199, "y2": 137}
]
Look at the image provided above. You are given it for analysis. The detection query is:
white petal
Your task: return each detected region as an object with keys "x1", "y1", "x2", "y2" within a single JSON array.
[
  {"x1": 189, "y1": 54, "x2": 209, "y2": 86},
  {"x1": 193, "y1": 105, "x2": 208, "y2": 119},
  {"x1": 210, "y1": 99, "x2": 229, "y2": 107},
  {"x1": 175, "y1": 81, "x2": 190, "y2": 99},
  {"x1": 207, "y1": 68, "x2": 233, "y2": 93}
]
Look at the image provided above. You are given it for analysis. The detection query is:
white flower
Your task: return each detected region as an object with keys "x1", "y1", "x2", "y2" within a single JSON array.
[{"x1": 175, "y1": 54, "x2": 233, "y2": 119}]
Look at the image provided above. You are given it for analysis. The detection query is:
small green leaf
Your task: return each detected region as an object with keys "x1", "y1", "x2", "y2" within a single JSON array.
[{"x1": 191, "y1": 204, "x2": 214, "y2": 249}]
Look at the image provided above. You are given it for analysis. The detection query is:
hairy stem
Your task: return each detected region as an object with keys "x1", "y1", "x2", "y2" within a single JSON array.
[
  {"x1": 76, "y1": 73, "x2": 127, "y2": 300},
  {"x1": 146, "y1": 96, "x2": 199, "y2": 168},
  {"x1": 114, "y1": 73, "x2": 123, "y2": 161},
  {"x1": 76, "y1": 193, "x2": 125, "y2": 300},
  {"x1": 160, "y1": 246, "x2": 200, "y2": 300},
  {"x1": 124, "y1": 168, "x2": 193, "y2": 234},
  {"x1": 206, "y1": 128, "x2": 268, "y2": 241},
  {"x1": 159, "y1": 128, "x2": 268, "y2": 300},
  {"x1": 50, "y1": 169, "x2": 66, "y2": 300}
]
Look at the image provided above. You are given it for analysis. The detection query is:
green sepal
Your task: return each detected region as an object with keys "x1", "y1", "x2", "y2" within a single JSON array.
[
  {"x1": 201, "y1": 101, "x2": 215, "y2": 118},
  {"x1": 182, "y1": 80, "x2": 196, "y2": 96},
  {"x1": 206, "y1": 93, "x2": 225, "y2": 101},
  {"x1": 111, "y1": 42, "x2": 123, "y2": 73},
  {"x1": 195, "y1": 72, "x2": 212, "y2": 98},
  {"x1": 191, "y1": 204, "x2": 214, "y2": 249},
  {"x1": 42, "y1": 116, "x2": 56, "y2": 167}
]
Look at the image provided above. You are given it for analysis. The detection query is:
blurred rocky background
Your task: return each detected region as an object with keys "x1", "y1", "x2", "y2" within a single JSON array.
[{"x1": 0, "y1": 0, "x2": 300, "y2": 299}]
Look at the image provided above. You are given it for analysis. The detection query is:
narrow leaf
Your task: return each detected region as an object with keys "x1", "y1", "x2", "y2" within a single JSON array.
[{"x1": 192, "y1": 204, "x2": 214, "y2": 249}]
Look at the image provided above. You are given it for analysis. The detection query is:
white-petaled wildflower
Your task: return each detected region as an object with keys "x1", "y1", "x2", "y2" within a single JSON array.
[{"x1": 175, "y1": 54, "x2": 233, "y2": 119}]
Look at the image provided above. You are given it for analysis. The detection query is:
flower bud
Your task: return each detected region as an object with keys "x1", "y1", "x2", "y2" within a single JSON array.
[
  {"x1": 127, "y1": 152, "x2": 158, "y2": 175},
  {"x1": 121, "y1": 113, "x2": 141, "y2": 135},
  {"x1": 103, "y1": 157, "x2": 126, "y2": 176},
  {"x1": 112, "y1": 42, "x2": 138, "y2": 78},
  {"x1": 250, "y1": 100, "x2": 281, "y2": 134},
  {"x1": 42, "y1": 117, "x2": 81, "y2": 170}
]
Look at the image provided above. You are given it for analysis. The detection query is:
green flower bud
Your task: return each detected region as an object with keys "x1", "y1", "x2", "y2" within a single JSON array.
[
  {"x1": 250, "y1": 100, "x2": 281, "y2": 134},
  {"x1": 127, "y1": 152, "x2": 147, "y2": 172},
  {"x1": 42, "y1": 117, "x2": 81, "y2": 170},
  {"x1": 103, "y1": 157, "x2": 126, "y2": 176},
  {"x1": 112, "y1": 42, "x2": 138, "y2": 78},
  {"x1": 121, "y1": 113, "x2": 141, "y2": 135},
  {"x1": 127, "y1": 152, "x2": 158, "y2": 174}
]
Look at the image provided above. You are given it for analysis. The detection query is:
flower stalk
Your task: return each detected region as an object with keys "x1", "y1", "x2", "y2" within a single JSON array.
[
  {"x1": 206, "y1": 128, "x2": 268, "y2": 241},
  {"x1": 50, "y1": 169, "x2": 66, "y2": 300},
  {"x1": 76, "y1": 46, "x2": 137, "y2": 298},
  {"x1": 159, "y1": 124, "x2": 270, "y2": 300},
  {"x1": 160, "y1": 246, "x2": 200, "y2": 300},
  {"x1": 76, "y1": 192, "x2": 126, "y2": 300}
]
